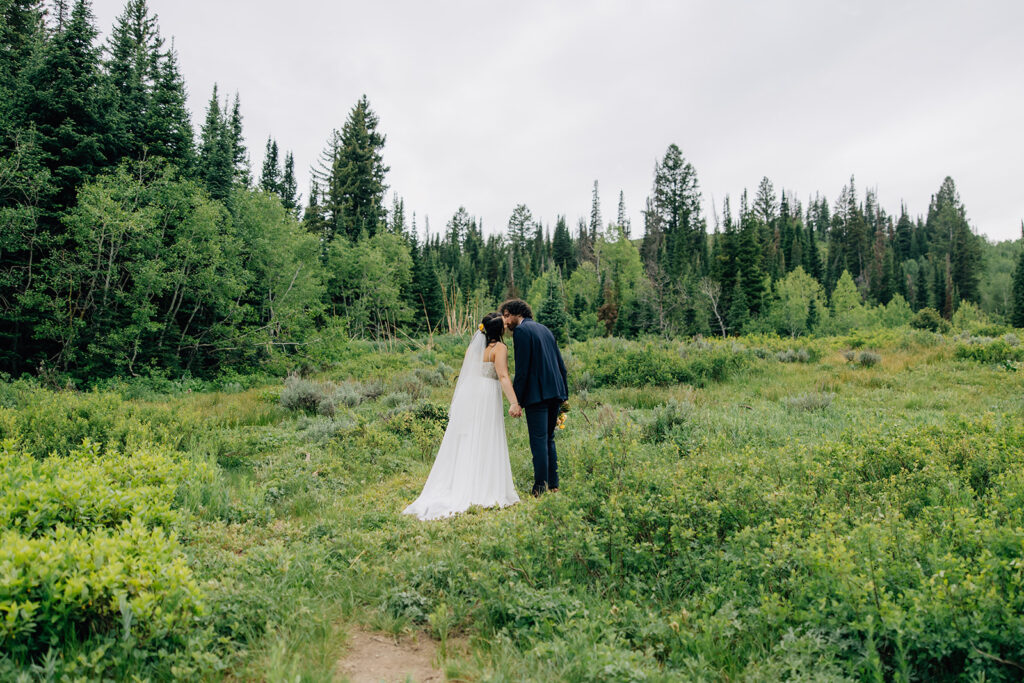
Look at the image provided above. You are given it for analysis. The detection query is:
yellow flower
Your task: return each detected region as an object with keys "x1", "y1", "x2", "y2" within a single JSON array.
[{"x1": 478, "y1": 323, "x2": 484, "y2": 331}]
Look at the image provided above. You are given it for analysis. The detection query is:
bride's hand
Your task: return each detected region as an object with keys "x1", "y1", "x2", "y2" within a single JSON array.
[{"x1": 509, "y1": 403, "x2": 522, "y2": 418}]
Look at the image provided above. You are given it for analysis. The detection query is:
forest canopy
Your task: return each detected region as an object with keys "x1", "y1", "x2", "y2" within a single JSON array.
[{"x1": 2, "y1": 0, "x2": 1022, "y2": 380}]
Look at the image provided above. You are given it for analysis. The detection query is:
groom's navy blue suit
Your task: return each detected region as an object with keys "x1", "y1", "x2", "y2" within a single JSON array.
[{"x1": 511, "y1": 318, "x2": 568, "y2": 495}]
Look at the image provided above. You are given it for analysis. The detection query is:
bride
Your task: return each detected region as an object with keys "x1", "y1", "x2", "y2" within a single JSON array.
[{"x1": 403, "y1": 313, "x2": 521, "y2": 520}]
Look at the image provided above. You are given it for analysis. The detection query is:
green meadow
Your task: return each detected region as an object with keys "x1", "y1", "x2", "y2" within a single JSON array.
[{"x1": 2, "y1": 328, "x2": 1023, "y2": 681}]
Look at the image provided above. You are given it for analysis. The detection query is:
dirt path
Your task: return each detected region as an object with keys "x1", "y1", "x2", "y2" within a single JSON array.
[{"x1": 335, "y1": 628, "x2": 445, "y2": 683}]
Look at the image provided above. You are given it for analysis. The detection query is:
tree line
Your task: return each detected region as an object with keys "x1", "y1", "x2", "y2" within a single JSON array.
[{"x1": 2, "y1": 0, "x2": 1023, "y2": 379}]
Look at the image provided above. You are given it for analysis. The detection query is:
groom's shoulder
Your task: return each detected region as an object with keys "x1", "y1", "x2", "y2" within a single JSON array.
[
  {"x1": 524, "y1": 319, "x2": 556, "y2": 341},
  {"x1": 520, "y1": 319, "x2": 545, "y2": 335}
]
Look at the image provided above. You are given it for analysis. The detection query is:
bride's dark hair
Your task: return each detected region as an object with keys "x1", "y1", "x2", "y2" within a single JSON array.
[{"x1": 481, "y1": 312, "x2": 504, "y2": 345}]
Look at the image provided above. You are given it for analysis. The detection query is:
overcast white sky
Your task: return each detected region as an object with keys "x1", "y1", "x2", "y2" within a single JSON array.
[{"x1": 90, "y1": 0, "x2": 1024, "y2": 242}]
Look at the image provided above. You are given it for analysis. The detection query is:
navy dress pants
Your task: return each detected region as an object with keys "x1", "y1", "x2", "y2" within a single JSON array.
[{"x1": 524, "y1": 399, "x2": 561, "y2": 494}]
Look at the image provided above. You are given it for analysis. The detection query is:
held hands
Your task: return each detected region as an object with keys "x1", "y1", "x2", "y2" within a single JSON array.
[{"x1": 509, "y1": 403, "x2": 523, "y2": 418}]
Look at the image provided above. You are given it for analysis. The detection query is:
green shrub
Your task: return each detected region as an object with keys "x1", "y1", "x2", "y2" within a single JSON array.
[
  {"x1": 776, "y1": 348, "x2": 811, "y2": 363},
  {"x1": 954, "y1": 338, "x2": 1024, "y2": 364},
  {"x1": 857, "y1": 351, "x2": 881, "y2": 367},
  {"x1": 389, "y1": 373, "x2": 426, "y2": 399},
  {"x1": 279, "y1": 375, "x2": 324, "y2": 413},
  {"x1": 0, "y1": 441, "x2": 211, "y2": 660},
  {"x1": 0, "y1": 384, "x2": 202, "y2": 458},
  {"x1": 0, "y1": 521, "x2": 204, "y2": 656},
  {"x1": 571, "y1": 337, "x2": 747, "y2": 388},
  {"x1": 643, "y1": 400, "x2": 693, "y2": 443},
  {"x1": 910, "y1": 307, "x2": 950, "y2": 333}
]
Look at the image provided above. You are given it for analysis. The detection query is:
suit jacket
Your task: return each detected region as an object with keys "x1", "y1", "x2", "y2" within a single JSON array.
[{"x1": 511, "y1": 318, "x2": 568, "y2": 407}]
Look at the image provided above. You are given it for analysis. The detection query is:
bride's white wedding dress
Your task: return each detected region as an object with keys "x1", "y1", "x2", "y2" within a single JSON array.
[{"x1": 403, "y1": 332, "x2": 520, "y2": 520}]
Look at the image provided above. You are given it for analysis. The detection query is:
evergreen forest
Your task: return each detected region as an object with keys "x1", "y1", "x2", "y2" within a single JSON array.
[{"x1": 3, "y1": 0, "x2": 1024, "y2": 382}]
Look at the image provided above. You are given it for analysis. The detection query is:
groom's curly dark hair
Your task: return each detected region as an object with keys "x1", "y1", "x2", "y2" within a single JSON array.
[{"x1": 499, "y1": 298, "x2": 533, "y2": 319}]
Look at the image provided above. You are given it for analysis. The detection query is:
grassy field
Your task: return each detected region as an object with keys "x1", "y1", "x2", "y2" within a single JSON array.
[{"x1": 2, "y1": 328, "x2": 1023, "y2": 681}]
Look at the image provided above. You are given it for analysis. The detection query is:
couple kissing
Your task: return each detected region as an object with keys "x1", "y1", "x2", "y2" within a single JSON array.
[{"x1": 403, "y1": 299, "x2": 568, "y2": 521}]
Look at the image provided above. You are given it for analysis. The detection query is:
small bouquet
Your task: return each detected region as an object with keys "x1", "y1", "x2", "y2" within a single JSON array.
[{"x1": 557, "y1": 400, "x2": 569, "y2": 430}]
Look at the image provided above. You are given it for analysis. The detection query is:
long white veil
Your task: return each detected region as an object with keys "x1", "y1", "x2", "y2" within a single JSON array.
[
  {"x1": 446, "y1": 331, "x2": 486, "y2": 433},
  {"x1": 402, "y1": 329, "x2": 520, "y2": 520}
]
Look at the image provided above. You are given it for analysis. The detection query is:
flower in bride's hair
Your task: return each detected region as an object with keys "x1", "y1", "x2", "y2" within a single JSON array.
[{"x1": 478, "y1": 323, "x2": 484, "y2": 331}]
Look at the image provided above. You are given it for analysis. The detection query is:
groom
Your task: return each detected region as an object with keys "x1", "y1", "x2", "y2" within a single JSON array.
[{"x1": 501, "y1": 298, "x2": 568, "y2": 496}]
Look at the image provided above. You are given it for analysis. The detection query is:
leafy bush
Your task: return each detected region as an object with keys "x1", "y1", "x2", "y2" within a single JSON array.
[
  {"x1": 389, "y1": 373, "x2": 426, "y2": 399},
  {"x1": 0, "y1": 383, "x2": 203, "y2": 458},
  {"x1": 279, "y1": 375, "x2": 325, "y2": 413},
  {"x1": 295, "y1": 415, "x2": 356, "y2": 443},
  {"x1": 0, "y1": 441, "x2": 211, "y2": 660},
  {"x1": 571, "y1": 337, "x2": 747, "y2": 388},
  {"x1": 572, "y1": 370, "x2": 594, "y2": 393},
  {"x1": 330, "y1": 382, "x2": 364, "y2": 409},
  {"x1": 380, "y1": 391, "x2": 413, "y2": 409},
  {"x1": 0, "y1": 441, "x2": 207, "y2": 535},
  {"x1": 954, "y1": 338, "x2": 1024, "y2": 364},
  {"x1": 413, "y1": 367, "x2": 447, "y2": 387},
  {"x1": 857, "y1": 351, "x2": 881, "y2": 367},
  {"x1": 910, "y1": 307, "x2": 951, "y2": 333},
  {"x1": 0, "y1": 521, "x2": 204, "y2": 656},
  {"x1": 643, "y1": 400, "x2": 693, "y2": 443}
]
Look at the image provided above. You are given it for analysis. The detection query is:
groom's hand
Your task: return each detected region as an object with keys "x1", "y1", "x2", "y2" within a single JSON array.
[{"x1": 509, "y1": 403, "x2": 523, "y2": 418}]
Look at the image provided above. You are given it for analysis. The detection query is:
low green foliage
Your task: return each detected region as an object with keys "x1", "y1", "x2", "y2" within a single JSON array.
[
  {"x1": 3, "y1": 330, "x2": 1024, "y2": 679},
  {"x1": 954, "y1": 336, "x2": 1024, "y2": 364},
  {"x1": 572, "y1": 337, "x2": 748, "y2": 388},
  {"x1": 0, "y1": 440, "x2": 214, "y2": 672}
]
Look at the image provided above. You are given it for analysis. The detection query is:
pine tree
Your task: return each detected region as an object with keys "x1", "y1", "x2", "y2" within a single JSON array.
[
  {"x1": 148, "y1": 41, "x2": 193, "y2": 168},
  {"x1": 804, "y1": 216, "x2": 822, "y2": 282},
  {"x1": 331, "y1": 95, "x2": 388, "y2": 240},
  {"x1": 21, "y1": 0, "x2": 108, "y2": 211},
  {"x1": 1011, "y1": 226, "x2": 1024, "y2": 328},
  {"x1": 915, "y1": 260, "x2": 929, "y2": 310},
  {"x1": 727, "y1": 270, "x2": 749, "y2": 334},
  {"x1": 0, "y1": 1, "x2": 45, "y2": 90},
  {"x1": 506, "y1": 204, "x2": 534, "y2": 288},
  {"x1": 0, "y1": 0, "x2": 50, "y2": 372},
  {"x1": 651, "y1": 144, "x2": 705, "y2": 278},
  {"x1": 551, "y1": 215, "x2": 575, "y2": 275},
  {"x1": 280, "y1": 151, "x2": 300, "y2": 217},
  {"x1": 932, "y1": 257, "x2": 945, "y2": 316},
  {"x1": 410, "y1": 239, "x2": 443, "y2": 331},
  {"x1": 736, "y1": 193, "x2": 765, "y2": 316},
  {"x1": 575, "y1": 217, "x2": 594, "y2": 265},
  {"x1": 715, "y1": 195, "x2": 737, "y2": 290},
  {"x1": 942, "y1": 255, "x2": 954, "y2": 319},
  {"x1": 537, "y1": 272, "x2": 568, "y2": 344},
  {"x1": 927, "y1": 176, "x2": 981, "y2": 304},
  {"x1": 617, "y1": 190, "x2": 630, "y2": 238},
  {"x1": 831, "y1": 176, "x2": 869, "y2": 283},
  {"x1": 531, "y1": 221, "x2": 547, "y2": 273},
  {"x1": 227, "y1": 92, "x2": 250, "y2": 186},
  {"x1": 589, "y1": 179, "x2": 602, "y2": 241},
  {"x1": 197, "y1": 85, "x2": 232, "y2": 200},
  {"x1": 894, "y1": 204, "x2": 913, "y2": 262},
  {"x1": 105, "y1": 0, "x2": 161, "y2": 162},
  {"x1": 388, "y1": 194, "x2": 406, "y2": 237},
  {"x1": 302, "y1": 182, "x2": 327, "y2": 250},
  {"x1": 260, "y1": 137, "x2": 281, "y2": 194}
]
